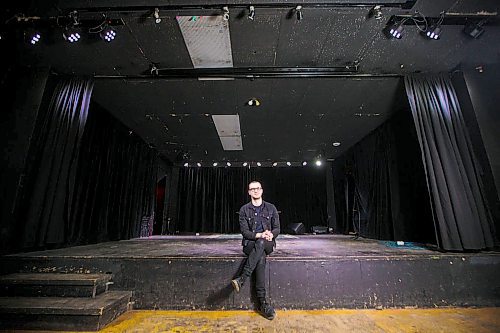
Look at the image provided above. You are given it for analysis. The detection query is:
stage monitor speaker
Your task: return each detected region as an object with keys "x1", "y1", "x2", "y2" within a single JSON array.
[
  {"x1": 311, "y1": 225, "x2": 329, "y2": 234},
  {"x1": 287, "y1": 222, "x2": 305, "y2": 235}
]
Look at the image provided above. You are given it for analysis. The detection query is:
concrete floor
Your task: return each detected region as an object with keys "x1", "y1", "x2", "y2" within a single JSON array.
[{"x1": 6, "y1": 307, "x2": 500, "y2": 333}]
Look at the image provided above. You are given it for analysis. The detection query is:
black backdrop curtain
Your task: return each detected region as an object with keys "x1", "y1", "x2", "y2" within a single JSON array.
[
  {"x1": 175, "y1": 167, "x2": 327, "y2": 233},
  {"x1": 332, "y1": 110, "x2": 435, "y2": 243},
  {"x1": 67, "y1": 102, "x2": 158, "y2": 245},
  {"x1": 17, "y1": 77, "x2": 93, "y2": 249},
  {"x1": 405, "y1": 74, "x2": 498, "y2": 250}
]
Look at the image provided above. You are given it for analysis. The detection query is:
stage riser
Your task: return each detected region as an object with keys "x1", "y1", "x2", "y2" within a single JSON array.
[
  {"x1": 0, "y1": 284, "x2": 106, "y2": 298},
  {"x1": 1, "y1": 256, "x2": 499, "y2": 309}
]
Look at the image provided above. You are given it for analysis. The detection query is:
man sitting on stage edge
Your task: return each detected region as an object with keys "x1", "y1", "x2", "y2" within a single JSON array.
[{"x1": 231, "y1": 181, "x2": 280, "y2": 320}]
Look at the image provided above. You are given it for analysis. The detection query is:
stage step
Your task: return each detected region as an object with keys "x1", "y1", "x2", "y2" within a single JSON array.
[
  {"x1": 0, "y1": 290, "x2": 132, "y2": 331},
  {"x1": 0, "y1": 273, "x2": 112, "y2": 297}
]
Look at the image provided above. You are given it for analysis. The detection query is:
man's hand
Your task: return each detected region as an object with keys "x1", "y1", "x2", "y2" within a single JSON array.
[{"x1": 262, "y1": 230, "x2": 273, "y2": 241}]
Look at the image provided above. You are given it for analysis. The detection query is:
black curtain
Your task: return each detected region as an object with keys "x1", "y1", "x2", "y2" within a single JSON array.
[
  {"x1": 67, "y1": 102, "x2": 158, "y2": 245},
  {"x1": 17, "y1": 77, "x2": 94, "y2": 249},
  {"x1": 175, "y1": 167, "x2": 327, "y2": 233},
  {"x1": 405, "y1": 74, "x2": 498, "y2": 250},
  {"x1": 332, "y1": 110, "x2": 434, "y2": 243}
]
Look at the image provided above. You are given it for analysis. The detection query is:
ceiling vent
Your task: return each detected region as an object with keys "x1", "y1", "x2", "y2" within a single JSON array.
[
  {"x1": 212, "y1": 115, "x2": 243, "y2": 151},
  {"x1": 176, "y1": 15, "x2": 233, "y2": 68}
]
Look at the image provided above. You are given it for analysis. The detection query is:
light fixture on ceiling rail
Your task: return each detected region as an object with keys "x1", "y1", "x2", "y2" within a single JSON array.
[
  {"x1": 154, "y1": 8, "x2": 161, "y2": 24},
  {"x1": 25, "y1": 28, "x2": 41, "y2": 45},
  {"x1": 222, "y1": 6, "x2": 230, "y2": 21},
  {"x1": 383, "y1": 11, "x2": 428, "y2": 39},
  {"x1": 422, "y1": 11, "x2": 444, "y2": 40},
  {"x1": 248, "y1": 6, "x2": 255, "y2": 20},
  {"x1": 100, "y1": 26, "x2": 116, "y2": 42},
  {"x1": 295, "y1": 6, "x2": 303, "y2": 21},
  {"x1": 62, "y1": 11, "x2": 82, "y2": 43},
  {"x1": 89, "y1": 15, "x2": 117, "y2": 42},
  {"x1": 368, "y1": 5, "x2": 383, "y2": 20},
  {"x1": 463, "y1": 19, "x2": 486, "y2": 39},
  {"x1": 63, "y1": 27, "x2": 81, "y2": 42}
]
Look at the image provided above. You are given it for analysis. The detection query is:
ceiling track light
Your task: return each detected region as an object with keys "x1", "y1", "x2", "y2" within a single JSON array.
[
  {"x1": 369, "y1": 5, "x2": 383, "y2": 20},
  {"x1": 383, "y1": 21, "x2": 404, "y2": 39},
  {"x1": 424, "y1": 24, "x2": 441, "y2": 40},
  {"x1": 100, "y1": 26, "x2": 116, "y2": 42},
  {"x1": 463, "y1": 20, "x2": 485, "y2": 39},
  {"x1": 25, "y1": 29, "x2": 41, "y2": 45},
  {"x1": 154, "y1": 8, "x2": 161, "y2": 24},
  {"x1": 248, "y1": 6, "x2": 255, "y2": 20},
  {"x1": 222, "y1": 6, "x2": 229, "y2": 21},
  {"x1": 295, "y1": 6, "x2": 303, "y2": 21},
  {"x1": 63, "y1": 27, "x2": 82, "y2": 43}
]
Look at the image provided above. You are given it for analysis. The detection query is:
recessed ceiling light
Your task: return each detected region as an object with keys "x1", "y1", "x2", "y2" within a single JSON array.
[{"x1": 333, "y1": 142, "x2": 341, "y2": 147}]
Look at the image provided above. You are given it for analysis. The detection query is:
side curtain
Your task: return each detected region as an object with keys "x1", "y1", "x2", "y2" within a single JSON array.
[
  {"x1": 405, "y1": 74, "x2": 498, "y2": 250},
  {"x1": 331, "y1": 109, "x2": 435, "y2": 244},
  {"x1": 18, "y1": 77, "x2": 93, "y2": 249},
  {"x1": 67, "y1": 103, "x2": 158, "y2": 245}
]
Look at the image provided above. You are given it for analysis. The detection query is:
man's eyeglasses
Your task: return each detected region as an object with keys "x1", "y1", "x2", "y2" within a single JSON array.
[{"x1": 249, "y1": 187, "x2": 262, "y2": 191}]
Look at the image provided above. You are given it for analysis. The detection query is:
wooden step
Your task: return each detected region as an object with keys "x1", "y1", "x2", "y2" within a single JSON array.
[
  {"x1": 0, "y1": 290, "x2": 132, "y2": 331},
  {"x1": 0, "y1": 273, "x2": 112, "y2": 298}
]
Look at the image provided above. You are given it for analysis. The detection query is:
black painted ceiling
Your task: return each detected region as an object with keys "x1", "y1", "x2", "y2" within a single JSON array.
[{"x1": 5, "y1": 0, "x2": 500, "y2": 165}]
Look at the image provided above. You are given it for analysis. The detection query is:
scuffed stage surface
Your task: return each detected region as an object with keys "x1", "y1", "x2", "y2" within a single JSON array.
[
  {"x1": 1, "y1": 235, "x2": 500, "y2": 310},
  {"x1": 3, "y1": 235, "x2": 444, "y2": 259}
]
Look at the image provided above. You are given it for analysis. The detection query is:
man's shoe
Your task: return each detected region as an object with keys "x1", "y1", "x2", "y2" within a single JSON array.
[
  {"x1": 231, "y1": 277, "x2": 244, "y2": 293},
  {"x1": 260, "y1": 302, "x2": 276, "y2": 320}
]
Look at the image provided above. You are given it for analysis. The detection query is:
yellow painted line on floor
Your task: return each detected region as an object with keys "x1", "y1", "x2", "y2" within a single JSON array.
[{"x1": 6, "y1": 307, "x2": 500, "y2": 333}]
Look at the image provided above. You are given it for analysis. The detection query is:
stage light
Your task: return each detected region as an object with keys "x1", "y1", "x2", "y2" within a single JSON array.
[
  {"x1": 248, "y1": 6, "x2": 255, "y2": 20},
  {"x1": 369, "y1": 5, "x2": 383, "y2": 20},
  {"x1": 384, "y1": 21, "x2": 404, "y2": 39},
  {"x1": 315, "y1": 160, "x2": 322, "y2": 167},
  {"x1": 63, "y1": 27, "x2": 82, "y2": 43},
  {"x1": 100, "y1": 27, "x2": 116, "y2": 42},
  {"x1": 222, "y1": 6, "x2": 229, "y2": 21},
  {"x1": 256, "y1": 162, "x2": 261, "y2": 167},
  {"x1": 226, "y1": 162, "x2": 231, "y2": 166},
  {"x1": 463, "y1": 21, "x2": 485, "y2": 39},
  {"x1": 302, "y1": 161, "x2": 307, "y2": 166},
  {"x1": 213, "y1": 162, "x2": 218, "y2": 167},
  {"x1": 154, "y1": 8, "x2": 161, "y2": 24},
  {"x1": 183, "y1": 162, "x2": 189, "y2": 167},
  {"x1": 26, "y1": 30, "x2": 41, "y2": 45},
  {"x1": 243, "y1": 162, "x2": 248, "y2": 167},
  {"x1": 272, "y1": 162, "x2": 278, "y2": 167},
  {"x1": 286, "y1": 162, "x2": 291, "y2": 166},
  {"x1": 295, "y1": 6, "x2": 303, "y2": 21},
  {"x1": 197, "y1": 162, "x2": 202, "y2": 167},
  {"x1": 424, "y1": 25, "x2": 441, "y2": 39}
]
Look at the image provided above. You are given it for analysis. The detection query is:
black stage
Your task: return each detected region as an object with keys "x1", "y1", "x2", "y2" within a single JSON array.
[{"x1": 1, "y1": 235, "x2": 499, "y2": 310}]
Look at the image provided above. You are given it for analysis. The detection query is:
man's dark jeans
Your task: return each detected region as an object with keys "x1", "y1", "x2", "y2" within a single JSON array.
[{"x1": 242, "y1": 238, "x2": 274, "y2": 301}]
